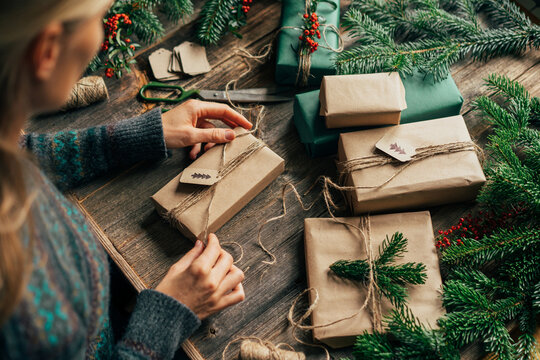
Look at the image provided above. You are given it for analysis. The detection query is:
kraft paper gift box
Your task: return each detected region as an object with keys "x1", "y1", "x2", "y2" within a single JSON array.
[
  {"x1": 304, "y1": 211, "x2": 445, "y2": 348},
  {"x1": 319, "y1": 72, "x2": 407, "y2": 128},
  {"x1": 152, "y1": 128, "x2": 284, "y2": 240},
  {"x1": 294, "y1": 72, "x2": 464, "y2": 157},
  {"x1": 275, "y1": 0, "x2": 339, "y2": 86},
  {"x1": 337, "y1": 116, "x2": 486, "y2": 214}
]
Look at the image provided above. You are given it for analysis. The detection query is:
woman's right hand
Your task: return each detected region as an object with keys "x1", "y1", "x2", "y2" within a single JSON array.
[{"x1": 155, "y1": 233, "x2": 245, "y2": 320}]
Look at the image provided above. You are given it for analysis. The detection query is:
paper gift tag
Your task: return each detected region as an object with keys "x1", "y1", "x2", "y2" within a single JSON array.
[
  {"x1": 375, "y1": 129, "x2": 416, "y2": 162},
  {"x1": 148, "y1": 48, "x2": 181, "y2": 81},
  {"x1": 180, "y1": 168, "x2": 220, "y2": 186},
  {"x1": 176, "y1": 41, "x2": 211, "y2": 76},
  {"x1": 171, "y1": 47, "x2": 183, "y2": 73}
]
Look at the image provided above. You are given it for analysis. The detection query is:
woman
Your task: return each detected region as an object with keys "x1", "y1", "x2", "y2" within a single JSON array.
[{"x1": 0, "y1": 0, "x2": 250, "y2": 358}]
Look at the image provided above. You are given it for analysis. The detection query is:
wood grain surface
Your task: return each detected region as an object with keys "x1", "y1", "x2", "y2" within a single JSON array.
[{"x1": 26, "y1": 0, "x2": 540, "y2": 358}]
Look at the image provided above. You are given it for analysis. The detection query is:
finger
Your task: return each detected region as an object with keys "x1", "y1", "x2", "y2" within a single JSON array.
[
  {"x1": 203, "y1": 143, "x2": 216, "y2": 152},
  {"x1": 172, "y1": 240, "x2": 204, "y2": 273},
  {"x1": 196, "y1": 119, "x2": 215, "y2": 129},
  {"x1": 192, "y1": 233, "x2": 222, "y2": 272},
  {"x1": 217, "y1": 283, "x2": 245, "y2": 309},
  {"x1": 216, "y1": 265, "x2": 244, "y2": 295},
  {"x1": 188, "y1": 127, "x2": 236, "y2": 145},
  {"x1": 196, "y1": 102, "x2": 252, "y2": 130},
  {"x1": 209, "y1": 250, "x2": 234, "y2": 285},
  {"x1": 189, "y1": 143, "x2": 202, "y2": 160}
]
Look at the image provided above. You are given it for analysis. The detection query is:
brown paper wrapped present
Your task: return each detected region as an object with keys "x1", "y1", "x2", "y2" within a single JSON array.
[
  {"x1": 319, "y1": 72, "x2": 407, "y2": 129},
  {"x1": 337, "y1": 115, "x2": 486, "y2": 214},
  {"x1": 304, "y1": 211, "x2": 445, "y2": 348},
  {"x1": 152, "y1": 128, "x2": 284, "y2": 240}
]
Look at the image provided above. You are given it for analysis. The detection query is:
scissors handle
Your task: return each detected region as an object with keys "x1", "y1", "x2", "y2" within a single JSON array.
[{"x1": 139, "y1": 82, "x2": 199, "y2": 104}]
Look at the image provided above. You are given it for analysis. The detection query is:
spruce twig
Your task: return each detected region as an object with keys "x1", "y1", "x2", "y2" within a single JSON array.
[
  {"x1": 330, "y1": 232, "x2": 427, "y2": 307},
  {"x1": 336, "y1": 0, "x2": 540, "y2": 81}
]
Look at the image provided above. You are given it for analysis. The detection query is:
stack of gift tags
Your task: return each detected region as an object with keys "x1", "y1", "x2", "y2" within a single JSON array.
[{"x1": 148, "y1": 41, "x2": 211, "y2": 81}]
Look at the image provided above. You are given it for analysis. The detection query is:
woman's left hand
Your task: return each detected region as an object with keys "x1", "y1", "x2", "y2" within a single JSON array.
[{"x1": 161, "y1": 99, "x2": 252, "y2": 159}]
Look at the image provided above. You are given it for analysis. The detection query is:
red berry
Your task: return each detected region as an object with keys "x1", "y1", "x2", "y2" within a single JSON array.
[
  {"x1": 304, "y1": 30, "x2": 309, "y2": 36},
  {"x1": 303, "y1": 13, "x2": 309, "y2": 18},
  {"x1": 299, "y1": 36, "x2": 303, "y2": 40},
  {"x1": 310, "y1": 29, "x2": 315, "y2": 35}
]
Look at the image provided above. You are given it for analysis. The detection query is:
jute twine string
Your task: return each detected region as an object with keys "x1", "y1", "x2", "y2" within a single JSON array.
[
  {"x1": 338, "y1": 141, "x2": 484, "y2": 186},
  {"x1": 222, "y1": 337, "x2": 305, "y2": 360},
  {"x1": 61, "y1": 76, "x2": 108, "y2": 110},
  {"x1": 166, "y1": 139, "x2": 266, "y2": 241}
]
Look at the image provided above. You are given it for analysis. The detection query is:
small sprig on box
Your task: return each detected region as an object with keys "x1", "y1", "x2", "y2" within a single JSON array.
[{"x1": 298, "y1": 3, "x2": 321, "y2": 54}]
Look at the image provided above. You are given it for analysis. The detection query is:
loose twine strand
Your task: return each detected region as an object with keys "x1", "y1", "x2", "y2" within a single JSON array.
[{"x1": 61, "y1": 76, "x2": 109, "y2": 111}]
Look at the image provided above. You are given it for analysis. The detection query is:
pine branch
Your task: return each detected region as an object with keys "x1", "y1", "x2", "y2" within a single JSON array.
[
  {"x1": 482, "y1": 0, "x2": 532, "y2": 30},
  {"x1": 196, "y1": 0, "x2": 237, "y2": 45},
  {"x1": 161, "y1": 0, "x2": 194, "y2": 23},
  {"x1": 330, "y1": 232, "x2": 427, "y2": 307},
  {"x1": 441, "y1": 227, "x2": 540, "y2": 266},
  {"x1": 339, "y1": 0, "x2": 539, "y2": 81},
  {"x1": 353, "y1": 307, "x2": 461, "y2": 360}
]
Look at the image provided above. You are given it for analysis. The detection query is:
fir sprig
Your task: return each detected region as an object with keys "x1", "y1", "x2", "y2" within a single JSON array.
[
  {"x1": 336, "y1": 0, "x2": 540, "y2": 81},
  {"x1": 330, "y1": 232, "x2": 427, "y2": 307},
  {"x1": 438, "y1": 75, "x2": 540, "y2": 359},
  {"x1": 351, "y1": 75, "x2": 540, "y2": 359},
  {"x1": 353, "y1": 307, "x2": 461, "y2": 360}
]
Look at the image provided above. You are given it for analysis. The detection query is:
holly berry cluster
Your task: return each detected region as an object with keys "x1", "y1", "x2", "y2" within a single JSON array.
[
  {"x1": 99, "y1": 13, "x2": 140, "y2": 78},
  {"x1": 298, "y1": 11, "x2": 321, "y2": 53},
  {"x1": 240, "y1": 0, "x2": 253, "y2": 13},
  {"x1": 435, "y1": 206, "x2": 525, "y2": 249}
]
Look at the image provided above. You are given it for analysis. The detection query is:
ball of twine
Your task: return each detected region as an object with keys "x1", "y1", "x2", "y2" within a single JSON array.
[{"x1": 62, "y1": 76, "x2": 109, "y2": 111}]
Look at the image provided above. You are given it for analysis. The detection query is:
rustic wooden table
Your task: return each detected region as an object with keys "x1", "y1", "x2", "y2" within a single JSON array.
[{"x1": 27, "y1": 0, "x2": 539, "y2": 358}]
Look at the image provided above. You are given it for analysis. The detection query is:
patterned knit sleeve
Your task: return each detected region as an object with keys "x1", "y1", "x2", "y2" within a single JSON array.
[
  {"x1": 20, "y1": 108, "x2": 168, "y2": 191},
  {"x1": 115, "y1": 290, "x2": 201, "y2": 360}
]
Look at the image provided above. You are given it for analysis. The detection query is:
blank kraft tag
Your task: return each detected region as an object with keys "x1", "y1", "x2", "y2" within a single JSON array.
[
  {"x1": 176, "y1": 41, "x2": 211, "y2": 76},
  {"x1": 375, "y1": 131, "x2": 416, "y2": 162},
  {"x1": 148, "y1": 48, "x2": 181, "y2": 81},
  {"x1": 180, "y1": 168, "x2": 219, "y2": 186}
]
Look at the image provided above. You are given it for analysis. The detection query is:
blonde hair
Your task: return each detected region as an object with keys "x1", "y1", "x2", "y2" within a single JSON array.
[{"x1": 0, "y1": 0, "x2": 110, "y2": 325}]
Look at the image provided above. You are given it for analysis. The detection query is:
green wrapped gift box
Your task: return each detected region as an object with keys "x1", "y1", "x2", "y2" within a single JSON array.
[
  {"x1": 275, "y1": 0, "x2": 340, "y2": 86},
  {"x1": 294, "y1": 72, "x2": 464, "y2": 157}
]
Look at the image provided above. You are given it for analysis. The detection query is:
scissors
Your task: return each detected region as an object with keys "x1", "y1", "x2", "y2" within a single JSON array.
[{"x1": 139, "y1": 82, "x2": 293, "y2": 104}]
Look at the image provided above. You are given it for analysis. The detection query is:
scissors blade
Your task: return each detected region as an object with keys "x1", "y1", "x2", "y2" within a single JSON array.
[
  {"x1": 198, "y1": 90, "x2": 293, "y2": 103},
  {"x1": 228, "y1": 87, "x2": 293, "y2": 95}
]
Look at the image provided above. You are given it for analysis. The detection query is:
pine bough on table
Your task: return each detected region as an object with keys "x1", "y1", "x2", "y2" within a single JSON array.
[
  {"x1": 88, "y1": 0, "x2": 194, "y2": 78},
  {"x1": 346, "y1": 75, "x2": 540, "y2": 360},
  {"x1": 336, "y1": 0, "x2": 540, "y2": 82}
]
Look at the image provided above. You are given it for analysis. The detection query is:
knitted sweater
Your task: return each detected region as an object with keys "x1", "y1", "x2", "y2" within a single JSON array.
[{"x1": 1, "y1": 108, "x2": 201, "y2": 359}]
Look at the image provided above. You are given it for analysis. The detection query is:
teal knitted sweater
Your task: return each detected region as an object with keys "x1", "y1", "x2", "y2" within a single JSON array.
[{"x1": 1, "y1": 108, "x2": 201, "y2": 359}]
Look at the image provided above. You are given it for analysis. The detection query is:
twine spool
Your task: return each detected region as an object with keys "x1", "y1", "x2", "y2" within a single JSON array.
[
  {"x1": 239, "y1": 340, "x2": 306, "y2": 360},
  {"x1": 62, "y1": 76, "x2": 109, "y2": 111}
]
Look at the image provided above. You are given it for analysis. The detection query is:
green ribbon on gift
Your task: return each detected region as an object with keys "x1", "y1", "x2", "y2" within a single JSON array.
[{"x1": 276, "y1": 0, "x2": 340, "y2": 86}]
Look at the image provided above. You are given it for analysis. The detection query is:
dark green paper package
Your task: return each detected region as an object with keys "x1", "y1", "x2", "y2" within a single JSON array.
[
  {"x1": 294, "y1": 72, "x2": 464, "y2": 157},
  {"x1": 275, "y1": 0, "x2": 340, "y2": 86}
]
